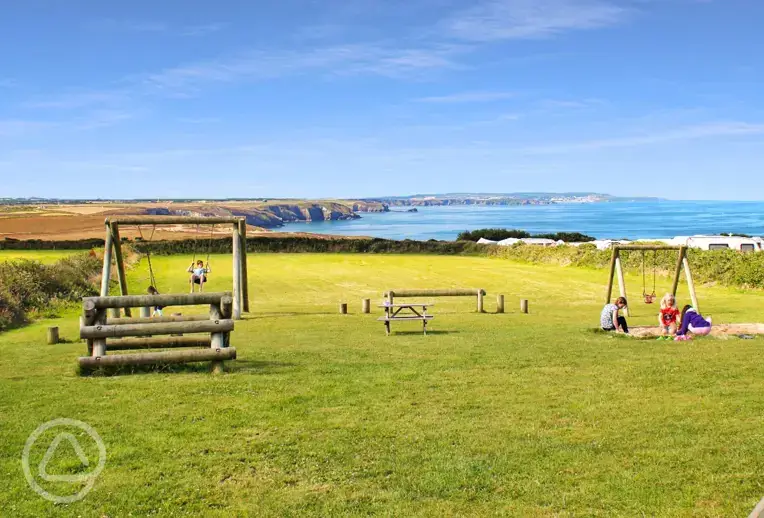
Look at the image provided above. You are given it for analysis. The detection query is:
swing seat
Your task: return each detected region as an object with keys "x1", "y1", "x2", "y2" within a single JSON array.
[{"x1": 643, "y1": 293, "x2": 656, "y2": 304}]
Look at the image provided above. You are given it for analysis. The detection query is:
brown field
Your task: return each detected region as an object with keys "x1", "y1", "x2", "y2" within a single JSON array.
[{"x1": 0, "y1": 203, "x2": 366, "y2": 241}]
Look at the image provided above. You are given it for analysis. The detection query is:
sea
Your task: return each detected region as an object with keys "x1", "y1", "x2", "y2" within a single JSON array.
[{"x1": 281, "y1": 200, "x2": 764, "y2": 241}]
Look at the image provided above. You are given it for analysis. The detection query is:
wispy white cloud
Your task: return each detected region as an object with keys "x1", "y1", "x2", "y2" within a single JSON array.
[
  {"x1": 139, "y1": 43, "x2": 464, "y2": 95},
  {"x1": 445, "y1": 0, "x2": 629, "y2": 41},
  {"x1": 24, "y1": 90, "x2": 129, "y2": 110},
  {"x1": 415, "y1": 91, "x2": 517, "y2": 103},
  {"x1": 0, "y1": 119, "x2": 57, "y2": 137},
  {"x1": 181, "y1": 23, "x2": 227, "y2": 37},
  {"x1": 178, "y1": 117, "x2": 222, "y2": 124},
  {"x1": 86, "y1": 18, "x2": 226, "y2": 37},
  {"x1": 86, "y1": 19, "x2": 168, "y2": 33},
  {"x1": 75, "y1": 109, "x2": 137, "y2": 130},
  {"x1": 517, "y1": 122, "x2": 764, "y2": 154}
]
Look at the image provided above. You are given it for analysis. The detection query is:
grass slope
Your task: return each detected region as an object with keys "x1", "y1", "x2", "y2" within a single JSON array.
[{"x1": 1, "y1": 254, "x2": 763, "y2": 516}]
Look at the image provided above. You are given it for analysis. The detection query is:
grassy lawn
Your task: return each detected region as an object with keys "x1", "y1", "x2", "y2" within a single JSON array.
[
  {"x1": 0, "y1": 250, "x2": 78, "y2": 264},
  {"x1": 1, "y1": 253, "x2": 763, "y2": 516}
]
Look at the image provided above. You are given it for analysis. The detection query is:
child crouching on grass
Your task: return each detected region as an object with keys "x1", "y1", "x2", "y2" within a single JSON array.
[
  {"x1": 676, "y1": 305, "x2": 712, "y2": 340},
  {"x1": 601, "y1": 297, "x2": 628, "y2": 333},
  {"x1": 657, "y1": 293, "x2": 680, "y2": 340}
]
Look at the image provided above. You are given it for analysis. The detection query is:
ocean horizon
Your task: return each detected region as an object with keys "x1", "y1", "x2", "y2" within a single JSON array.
[{"x1": 281, "y1": 200, "x2": 764, "y2": 241}]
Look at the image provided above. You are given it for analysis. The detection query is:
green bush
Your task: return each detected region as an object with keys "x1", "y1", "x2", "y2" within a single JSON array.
[
  {"x1": 0, "y1": 253, "x2": 101, "y2": 332},
  {"x1": 457, "y1": 229, "x2": 595, "y2": 242}
]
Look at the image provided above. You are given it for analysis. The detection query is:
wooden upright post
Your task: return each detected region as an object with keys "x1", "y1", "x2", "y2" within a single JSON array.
[
  {"x1": 238, "y1": 219, "x2": 250, "y2": 313},
  {"x1": 477, "y1": 290, "x2": 484, "y2": 313},
  {"x1": 682, "y1": 253, "x2": 699, "y2": 312},
  {"x1": 615, "y1": 254, "x2": 629, "y2": 317},
  {"x1": 232, "y1": 223, "x2": 242, "y2": 320},
  {"x1": 100, "y1": 222, "x2": 113, "y2": 297},
  {"x1": 362, "y1": 299, "x2": 371, "y2": 314},
  {"x1": 339, "y1": 303, "x2": 348, "y2": 314},
  {"x1": 605, "y1": 248, "x2": 618, "y2": 303},
  {"x1": 209, "y1": 303, "x2": 225, "y2": 374},
  {"x1": 496, "y1": 294, "x2": 505, "y2": 313},
  {"x1": 47, "y1": 327, "x2": 59, "y2": 345},
  {"x1": 92, "y1": 310, "x2": 107, "y2": 358},
  {"x1": 671, "y1": 246, "x2": 686, "y2": 297},
  {"x1": 520, "y1": 299, "x2": 529, "y2": 314},
  {"x1": 110, "y1": 222, "x2": 131, "y2": 317}
]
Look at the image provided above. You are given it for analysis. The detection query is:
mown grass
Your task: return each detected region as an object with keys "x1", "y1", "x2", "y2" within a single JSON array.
[
  {"x1": 1, "y1": 253, "x2": 764, "y2": 516},
  {"x1": 0, "y1": 250, "x2": 77, "y2": 264}
]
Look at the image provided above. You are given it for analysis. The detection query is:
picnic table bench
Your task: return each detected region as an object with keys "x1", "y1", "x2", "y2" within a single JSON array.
[{"x1": 377, "y1": 303, "x2": 434, "y2": 335}]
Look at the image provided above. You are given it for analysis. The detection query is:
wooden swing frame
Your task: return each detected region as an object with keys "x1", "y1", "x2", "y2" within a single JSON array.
[
  {"x1": 100, "y1": 216, "x2": 249, "y2": 320},
  {"x1": 605, "y1": 245, "x2": 699, "y2": 316}
]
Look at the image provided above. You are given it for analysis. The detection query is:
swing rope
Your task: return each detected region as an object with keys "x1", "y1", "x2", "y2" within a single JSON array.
[
  {"x1": 641, "y1": 250, "x2": 657, "y2": 304},
  {"x1": 137, "y1": 225, "x2": 158, "y2": 290},
  {"x1": 204, "y1": 224, "x2": 215, "y2": 268}
]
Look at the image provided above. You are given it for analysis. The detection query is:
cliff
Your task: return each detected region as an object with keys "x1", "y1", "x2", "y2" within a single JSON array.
[{"x1": 141, "y1": 201, "x2": 365, "y2": 229}]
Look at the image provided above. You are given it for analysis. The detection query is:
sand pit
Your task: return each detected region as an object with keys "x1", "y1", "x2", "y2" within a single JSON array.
[{"x1": 629, "y1": 323, "x2": 764, "y2": 338}]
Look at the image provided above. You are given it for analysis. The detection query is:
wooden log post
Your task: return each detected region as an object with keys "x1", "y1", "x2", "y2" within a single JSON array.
[
  {"x1": 520, "y1": 299, "x2": 529, "y2": 314},
  {"x1": 109, "y1": 222, "x2": 131, "y2": 317},
  {"x1": 107, "y1": 314, "x2": 209, "y2": 325},
  {"x1": 84, "y1": 291, "x2": 232, "y2": 309},
  {"x1": 238, "y1": 219, "x2": 250, "y2": 313},
  {"x1": 605, "y1": 248, "x2": 618, "y2": 304},
  {"x1": 496, "y1": 294, "x2": 505, "y2": 314},
  {"x1": 106, "y1": 336, "x2": 212, "y2": 350},
  {"x1": 232, "y1": 223, "x2": 242, "y2": 320},
  {"x1": 671, "y1": 246, "x2": 686, "y2": 297},
  {"x1": 339, "y1": 303, "x2": 348, "y2": 314},
  {"x1": 477, "y1": 289, "x2": 485, "y2": 313},
  {"x1": 140, "y1": 306, "x2": 151, "y2": 319},
  {"x1": 81, "y1": 319, "x2": 234, "y2": 339},
  {"x1": 92, "y1": 310, "x2": 107, "y2": 358},
  {"x1": 47, "y1": 326, "x2": 59, "y2": 345},
  {"x1": 82, "y1": 299, "x2": 98, "y2": 326},
  {"x1": 100, "y1": 222, "x2": 113, "y2": 297},
  {"x1": 682, "y1": 254, "x2": 699, "y2": 312},
  {"x1": 209, "y1": 303, "x2": 225, "y2": 374},
  {"x1": 78, "y1": 347, "x2": 236, "y2": 370},
  {"x1": 614, "y1": 254, "x2": 629, "y2": 317},
  {"x1": 362, "y1": 298, "x2": 371, "y2": 314}
]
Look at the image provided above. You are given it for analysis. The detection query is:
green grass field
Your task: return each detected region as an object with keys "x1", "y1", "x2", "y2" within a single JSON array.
[
  {"x1": 2, "y1": 253, "x2": 763, "y2": 516},
  {"x1": 0, "y1": 250, "x2": 77, "y2": 264}
]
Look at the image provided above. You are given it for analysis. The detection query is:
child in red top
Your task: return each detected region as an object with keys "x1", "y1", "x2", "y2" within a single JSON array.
[{"x1": 657, "y1": 293, "x2": 680, "y2": 339}]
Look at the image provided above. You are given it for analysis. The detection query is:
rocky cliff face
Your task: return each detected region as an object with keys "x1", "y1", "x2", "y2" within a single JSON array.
[{"x1": 139, "y1": 200, "x2": 368, "y2": 229}]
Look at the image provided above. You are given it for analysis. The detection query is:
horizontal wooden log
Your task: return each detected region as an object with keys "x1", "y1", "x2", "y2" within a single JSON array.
[
  {"x1": 80, "y1": 319, "x2": 234, "y2": 339},
  {"x1": 83, "y1": 292, "x2": 231, "y2": 309},
  {"x1": 79, "y1": 347, "x2": 236, "y2": 369},
  {"x1": 106, "y1": 314, "x2": 210, "y2": 325},
  {"x1": 106, "y1": 336, "x2": 212, "y2": 350},
  {"x1": 385, "y1": 289, "x2": 486, "y2": 298},
  {"x1": 107, "y1": 216, "x2": 244, "y2": 225}
]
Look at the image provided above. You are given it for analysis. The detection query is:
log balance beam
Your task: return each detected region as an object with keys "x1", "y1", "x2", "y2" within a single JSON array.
[
  {"x1": 384, "y1": 289, "x2": 487, "y2": 313},
  {"x1": 78, "y1": 291, "x2": 235, "y2": 373}
]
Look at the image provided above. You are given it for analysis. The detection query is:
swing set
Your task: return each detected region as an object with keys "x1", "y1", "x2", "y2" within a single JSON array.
[
  {"x1": 100, "y1": 216, "x2": 249, "y2": 319},
  {"x1": 605, "y1": 245, "x2": 699, "y2": 315}
]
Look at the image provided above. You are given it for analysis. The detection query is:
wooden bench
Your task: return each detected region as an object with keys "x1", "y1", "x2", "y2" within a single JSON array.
[{"x1": 377, "y1": 303, "x2": 434, "y2": 335}]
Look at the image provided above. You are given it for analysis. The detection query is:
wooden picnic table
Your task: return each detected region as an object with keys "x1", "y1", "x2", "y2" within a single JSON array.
[{"x1": 377, "y1": 303, "x2": 434, "y2": 335}]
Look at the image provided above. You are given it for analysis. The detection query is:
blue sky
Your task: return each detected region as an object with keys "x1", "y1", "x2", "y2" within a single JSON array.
[{"x1": 1, "y1": 0, "x2": 762, "y2": 200}]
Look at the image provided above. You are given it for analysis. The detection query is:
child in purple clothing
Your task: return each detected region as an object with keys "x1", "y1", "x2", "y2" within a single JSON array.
[{"x1": 676, "y1": 305, "x2": 712, "y2": 337}]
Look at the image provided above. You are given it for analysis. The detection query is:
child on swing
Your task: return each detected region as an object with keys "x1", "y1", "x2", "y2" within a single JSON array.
[
  {"x1": 187, "y1": 260, "x2": 211, "y2": 292},
  {"x1": 657, "y1": 293, "x2": 680, "y2": 340}
]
